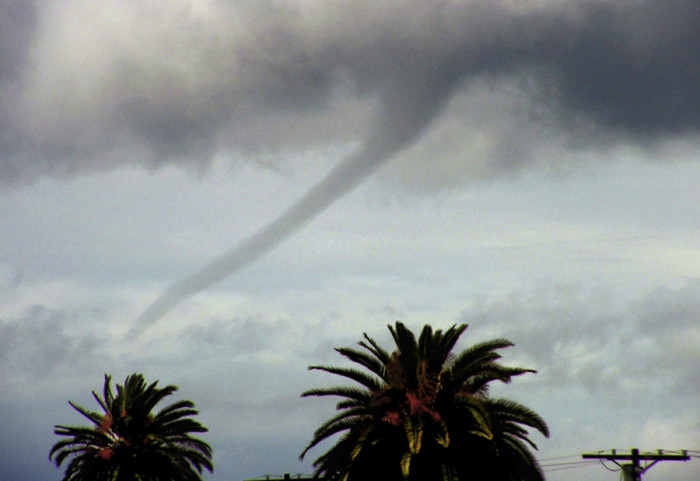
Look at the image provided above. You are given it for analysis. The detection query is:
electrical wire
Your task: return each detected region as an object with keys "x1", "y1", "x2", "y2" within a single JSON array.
[
  {"x1": 541, "y1": 460, "x2": 597, "y2": 467},
  {"x1": 539, "y1": 454, "x2": 582, "y2": 461},
  {"x1": 542, "y1": 462, "x2": 599, "y2": 473},
  {"x1": 540, "y1": 457, "x2": 599, "y2": 473},
  {"x1": 599, "y1": 459, "x2": 622, "y2": 472}
]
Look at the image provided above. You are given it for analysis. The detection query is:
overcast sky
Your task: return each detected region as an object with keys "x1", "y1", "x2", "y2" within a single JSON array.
[{"x1": 1, "y1": 1, "x2": 699, "y2": 480}]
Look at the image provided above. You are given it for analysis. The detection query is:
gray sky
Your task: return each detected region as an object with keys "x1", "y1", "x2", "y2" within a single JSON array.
[{"x1": 1, "y1": 1, "x2": 699, "y2": 480}]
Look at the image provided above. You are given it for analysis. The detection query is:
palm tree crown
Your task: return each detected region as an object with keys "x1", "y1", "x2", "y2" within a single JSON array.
[
  {"x1": 49, "y1": 373, "x2": 213, "y2": 481},
  {"x1": 301, "y1": 322, "x2": 549, "y2": 481}
]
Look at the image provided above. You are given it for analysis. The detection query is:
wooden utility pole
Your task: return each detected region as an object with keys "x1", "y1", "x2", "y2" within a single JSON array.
[{"x1": 582, "y1": 449, "x2": 690, "y2": 481}]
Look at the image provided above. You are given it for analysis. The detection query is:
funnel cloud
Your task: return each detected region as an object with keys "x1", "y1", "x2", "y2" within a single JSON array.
[{"x1": 131, "y1": 68, "x2": 459, "y2": 336}]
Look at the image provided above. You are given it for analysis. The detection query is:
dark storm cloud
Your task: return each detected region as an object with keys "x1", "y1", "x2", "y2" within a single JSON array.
[
  {"x1": 0, "y1": 0, "x2": 37, "y2": 82},
  {"x1": 530, "y1": 0, "x2": 700, "y2": 137},
  {"x1": 0, "y1": 0, "x2": 39, "y2": 178},
  {"x1": 1, "y1": 0, "x2": 698, "y2": 184}
]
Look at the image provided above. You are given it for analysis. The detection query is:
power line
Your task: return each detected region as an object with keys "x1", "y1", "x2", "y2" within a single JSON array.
[
  {"x1": 542, "y1": 461, "x2": 596, "y2": 467},
  {"x1": 542, "y1": 462, "x2": 599, "y2": 473},
  {"x1": 540, "y1": 454, "x2": 582, "y2": 461},
  {"x1": 540, "y1": 456, "x2": 599, "y2": 473},
  {"x1": 582, "y1": 449, "x2": 691, "y2": 481}
]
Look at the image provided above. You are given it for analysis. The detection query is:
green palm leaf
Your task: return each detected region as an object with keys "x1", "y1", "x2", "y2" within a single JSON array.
[{"x1": 308, "y1": 366, "x2": 383, "y2": 391}]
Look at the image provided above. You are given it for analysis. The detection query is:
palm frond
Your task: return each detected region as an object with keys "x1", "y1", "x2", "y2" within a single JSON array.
[
  {"x1": 308, "y1": 366, "x2": 383, "y2": 391},
  {"x1": 66, "y1": 402, "x2": 106, "y2": 428},
  {"x1": 359, "y1": 333, "x2": 391, "y2": 364},
  {"x1": 301, "y1": 417, "x2": 368, "y2": 460},
  {"x1": 302, "y1": 386, "x2": 371, "y2": 403},
  {"x1": 451, "y1": 339, "x2": 514, "y2": 372},
  {"x1": 486, "y1": 398, "x2": 550, "y2": 438},
  {"x1": 334, "y1": 347, "x2": 387, "y2": 380}
]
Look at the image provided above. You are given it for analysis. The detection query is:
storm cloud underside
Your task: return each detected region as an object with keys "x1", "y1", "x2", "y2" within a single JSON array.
[
  {"x1": 2, "y1": 0, "x2": 699, "y2": 183},
  {"x1": 1, "y1": 0, "x2": 699, "y2": 331}
]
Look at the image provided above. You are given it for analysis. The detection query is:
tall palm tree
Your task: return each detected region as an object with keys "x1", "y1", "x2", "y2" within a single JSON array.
[
  {"x1": 49, "y1": 373, "x2": 213, "y2": 481},
  {"x1": 301, "y1": 322, "x2": 548, "y2": 481}
]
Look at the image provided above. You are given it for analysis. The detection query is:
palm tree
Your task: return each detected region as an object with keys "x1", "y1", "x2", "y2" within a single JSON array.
[
  {"x1": 49, "y1": 373, "x2": 213, "y2": 481},
  {"x1": 300, "y1": 322, "x2": 549, "y2": 481}
]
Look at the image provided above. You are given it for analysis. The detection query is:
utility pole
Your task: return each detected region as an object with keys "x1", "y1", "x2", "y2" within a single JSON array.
[{"x1": 582, "y1": 449, "x2": 690, "y2": 481}]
